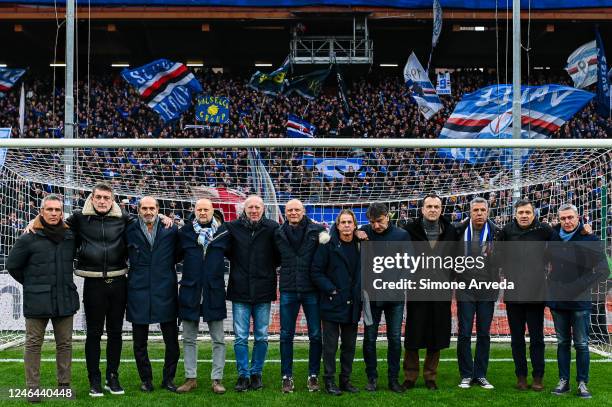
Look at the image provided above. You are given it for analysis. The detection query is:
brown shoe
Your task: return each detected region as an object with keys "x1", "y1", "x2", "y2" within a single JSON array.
[
  {"x1": 402, "y1": 380, "x2": 416, "y2": 390},
  {"x1": 516, "y1": 376, "x2": 528, "y2": 391},
  {"x1": 532, "y1": 376, "x2": 544, "y2": 392},
  {"x1": 212, "y1": 379, "x2": 226, "y2": 394},
  {"x1": 176, "y1": 378, "x2": 198, "y2": 394}
]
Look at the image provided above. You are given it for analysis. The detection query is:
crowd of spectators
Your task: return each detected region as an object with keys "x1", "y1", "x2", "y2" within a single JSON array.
[{"x1": 0, "y1": 69, "x2": 610, "y2": 254}]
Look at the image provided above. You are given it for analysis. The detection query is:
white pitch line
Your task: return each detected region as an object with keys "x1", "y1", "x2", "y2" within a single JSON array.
[{"x1": 0, "y1": 358, "x2": 610, "y2": 363}]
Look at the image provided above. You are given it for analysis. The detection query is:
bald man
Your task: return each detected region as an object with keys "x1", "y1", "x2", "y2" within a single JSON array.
[
  {"x1": 126, "y1": 196, "x2": 181, "y2": 393},
  {"x1": 205, "y1": 195, "x2": 280, "y2": 392},
  {"x1": 176, "y1": 198, "x2": 227, "y2": 394},
  {"x1": 274, "y1": 199, "x2": 327, "y2": 393}
]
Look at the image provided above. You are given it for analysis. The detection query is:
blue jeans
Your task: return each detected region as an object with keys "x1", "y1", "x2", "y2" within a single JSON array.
[
  {"x1": 457, "y1": 301, "x2": 494, "y2": 379},
  {"x1": 279, "y1": 291, "x2": 322, "y2": 377},
  {"x1": 363, "y1": 302, "x2": 404, "y2": 380},
  {"x1": 551, "y1": 309, "x2": 591, "y2": 383},
  {"x1": 232, "y1": 302, "x2": 271, "y2": 378}
]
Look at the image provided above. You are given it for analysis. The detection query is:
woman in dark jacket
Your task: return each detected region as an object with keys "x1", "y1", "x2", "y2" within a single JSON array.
[{"x1": 311, "y1": 209, "x2": 361, "y2": 396}]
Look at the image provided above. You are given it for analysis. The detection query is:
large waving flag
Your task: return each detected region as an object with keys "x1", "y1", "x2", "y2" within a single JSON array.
[
  {"x1": 565, "y1": 40, "x2": 598, "y2": 89},
  {"x1": 595, "y1": 27, "x2": 610, "y2": 119},
  {"x1": 0, "y1": 68, "x2": 26, "y2": 97},
  {"x1": 248, "y1": 57, "x2": 290, "y2": 96},
  {"x1": 286, "y1": 114, "x2": 316, "y2": 138},
  {"x1": 439, "y1": 84, "x2": 594, "y2": 164},
  {"x1": 121, "y1": 59, "x2": 202, "y2": 122},
  {"x1": 283, "y1": 68, "x2": 330, "y2": 100},
  {"x1": 403, "y1": 52, "x2": 443, "y2": 120}
]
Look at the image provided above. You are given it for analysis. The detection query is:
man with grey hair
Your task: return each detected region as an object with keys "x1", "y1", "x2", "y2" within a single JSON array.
[
  {"x1": 548, "y1": 203, "x2": 608, "y2": 399},
  {"x1": 7, "y1": 194, "x2": 78, "y2": 402},
  {"x1": 205, "y1": 195, "x2": 280, "y2": 392},
  {"x1": 454, "y1": 197, "x2": 499, "y2": 390},
  {"x1": 126, "y1": 196, "x2": 181, "y2": 393}
]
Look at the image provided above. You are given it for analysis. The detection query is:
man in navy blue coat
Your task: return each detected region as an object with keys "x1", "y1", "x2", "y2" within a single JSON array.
[
  {"x1": 126, "y1": 196, "x2": 181, "y2": 393},
  {"x1": 176, "y1": 198, "x2": 227, "y2": 395}
]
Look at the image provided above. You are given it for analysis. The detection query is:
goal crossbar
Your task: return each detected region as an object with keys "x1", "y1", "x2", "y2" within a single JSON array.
[{"x1": 1, "y1": 138, "x2": 612, "y2": 149}]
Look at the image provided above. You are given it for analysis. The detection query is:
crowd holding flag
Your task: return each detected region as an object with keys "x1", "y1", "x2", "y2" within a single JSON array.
[
  {"x1": 0, "y1": 68, "x2": 26, "y2": 97},
  {"x1": 283, "y1": 67, "x2": 330, "y2": 100},
  {"x1": 565, "y1": 40, "x2": 598, "y2": 89},
  {"x1": 438, "y1": 84, "x2": 594, "y2": 164},
  {"x1": 335, "y1": 63, "x2": 352, "y2": 122},
  {"x1": 404, "y1": 52, "x2": 443, "y2": 119},
  {"x1": 426, "y1": 0, "x2": 443, "y2": 73},
  {"x1": 121, "y1": 59, "x2": 202, "y2": 122},
  {"x1": 436, "y1": 72, "x2": 452, "y2": 95},
  {"x1": 595, "y1": 27, "x2": 610, "y2": 119},
  {"x1": 286, "y1": 114, "x2": 316, "y2": 138},
  {"x1": 195, "y1": 95, "x2": 230, "y2": 124},
  {"x1": 248, "y1": 57, "x2": 290, "y2": 96}
]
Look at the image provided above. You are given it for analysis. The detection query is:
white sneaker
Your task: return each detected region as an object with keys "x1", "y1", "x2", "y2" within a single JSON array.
[
  {"x1": 472, "y1": 377, "x2": 494, "y2": 389},
  {"x1": 458, "y1": 377, "x2": 472, "y2": 389}
]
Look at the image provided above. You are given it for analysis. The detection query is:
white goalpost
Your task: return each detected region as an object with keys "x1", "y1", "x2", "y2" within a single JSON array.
[{"x1": 0, "y1": 138, "x2": 609, "y2": 357}]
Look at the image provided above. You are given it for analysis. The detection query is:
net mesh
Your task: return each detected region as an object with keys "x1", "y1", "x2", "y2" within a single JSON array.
[{"x1": 0, "y1": 145, "x2": 610, "y2": 355}]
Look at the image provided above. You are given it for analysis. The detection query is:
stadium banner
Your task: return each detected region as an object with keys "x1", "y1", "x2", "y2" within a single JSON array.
[
  {"x1": 0, "y1": 68, "x2": 26, "y2": 97},
  {"x1": 248, "y1": 57, "x2": 290, "y2": 96},
  {"x1": 1, "y1": 0, "x2": 608, "y2": 9},
  {"x1": 436, "y1": 72, "x2": 452, "y2": 95},
  {"x1": 121, "y1": 59, "x2": 202, "y2": 122},
  {"x1": 286, "y1": 114, "x2": 316, "y2": 138},
  {"x1": 283, "y1": 68, "x2": 330, "y2": 100},
  {"x1": 595, "y1": 27, "x2": 610, "y2": 119},
  {"x1": 439, "y1": 84, "x2": 594, "y2": 163},
  {"x1": 565, "y1": 40, "x2": 598, "y2": 89},
  {"x1": 403, "y1": 52, "x2": 443, "y2": 120},
  {"x1": 312, "y1": 157, "x2": 363, "y2": 180},
  {"x1": 195, "y1": 95, "x2": 230, "y2": 124}
]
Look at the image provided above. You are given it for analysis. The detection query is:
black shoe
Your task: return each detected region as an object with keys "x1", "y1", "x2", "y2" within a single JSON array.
[
  {"x1": 324, "y1": 380, "x2": 342, "y2": 396},
  {"x1": 89, "y1": 383, "x2": 104, "y2": 397},
  {"x1": 104, "y1": 373, "x2": 125, "y2": 395},
  {"x1": 389, "y1": 379, "x2": 406, "y2": 393},
  {"x1": 365, "y1": 377, "x2": 377, "y2": 392},
  {"x1": 402, "y1": 380, "x2": 416, "y2": 390},
  {"x1": 140, "y1": 381, "x2": 154, "y2": 393},
  {"x1": 250, "y1": 374, "x2": 263, "y2": 390},
  {"x1": 425, "y1": 380, "x2": 438, "y2": 391},
  {"x1": 340, "y1": 380, "x2": 359, "y2": 393},
  {"x1": 161, "y1": 380, "x2": 177, "y2": 392},
  {"x1": 235, "y1": 376, "x2": 250, "y2": 392}
]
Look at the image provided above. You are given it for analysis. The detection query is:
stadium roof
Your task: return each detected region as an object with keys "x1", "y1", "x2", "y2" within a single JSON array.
[{"x1": 0, "y1": 0, "x2": 611, "y2": 8}]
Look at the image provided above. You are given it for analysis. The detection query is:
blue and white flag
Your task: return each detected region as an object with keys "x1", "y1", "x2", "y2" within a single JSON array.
[
  {"x1": 0, "y1": 128, "x2": 10, "y2": 169},
  {"x1": 436, "y1": 72, "x2": 451, "y2": 95},
  {"x1": 439, "y1": 84, "x2": 594, "y2": 164},
  {"x1": 121, "y1": 59, "x2": 202, "y2": 122},
  {"x1": 313, "y1": 158, "x2": 362, "y2": 179},
  {"x1": 432, "y1": 0, "x2": 443, "y2": 48},
  {"x1": 247, "y1": 148, "x2": 283, "y2": 223},
  {"x1": 595, "y1": 27, "x2": 610, "y2": 119},
  {"x1": 403, "y1": 52, "x2": 443, "y2": 119},
  {"x1": 565, "y1": 40, "x2": 598, "y2": 89},
  {"x1": 286, "y1": 114, "x2": 316, "y2": 138},
  {"x1": 0, "y1": 68, "x2": 26, "y2": 97}
]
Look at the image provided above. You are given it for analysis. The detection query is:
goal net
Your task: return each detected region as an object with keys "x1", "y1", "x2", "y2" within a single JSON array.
[{"x1": 0, "y1": 142, "x2": 610, "y2": 356}]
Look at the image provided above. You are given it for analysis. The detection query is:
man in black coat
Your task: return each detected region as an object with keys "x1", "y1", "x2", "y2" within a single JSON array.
[
  {"x1": 402, "y1": 193, "x2": 456, "y2": 391},
  {"x1": 454, "y1": 197, "x2": 499, "y2": 390},
  {"x1": 275, "y1": 199, "x2": 326, "y2": 393},
  {"x1": 204, "y1": 195, "x2": 280, "y2": 392},
  {"x1": 497, "y1": 198, "x2": 557, "y2": 391},
  {"x1": 7, "y1": 194, "x2": 79, "y2": 402},
  {"x1": 126, "y1": 196, "x2": 181, "y2": 393},
  {"x1": 311, "y1": 210, "x2": 362, "y2": 396},
  {"x1": 358, "y1": 203, "x2": 411, "y2": 393}
]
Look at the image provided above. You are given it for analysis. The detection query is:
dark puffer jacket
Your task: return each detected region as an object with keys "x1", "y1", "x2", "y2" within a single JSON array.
[
  {"x1": 274, "y1": 217, "x2": 326, "y2": 293},
  {"x1": 206, "y1": 214, "x2": 280, "y2": 303},
  {"x1": 7, "y1": 216, "x2": 79, "y2": 318},
  {"x1": 67, "y1": 194, "x2": 131, "y2": 278}
]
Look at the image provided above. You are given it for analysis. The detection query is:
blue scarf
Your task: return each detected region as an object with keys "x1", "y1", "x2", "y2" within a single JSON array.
[
  {"x1": 192, "y1": 217, "x2": 220, "y2": 256},
  {"x1": 559, "y1": 225, "x2": 579, "y2": 241},
  {"x1": 464, "y1": 220, "x2": 492, "y2": 256}
]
